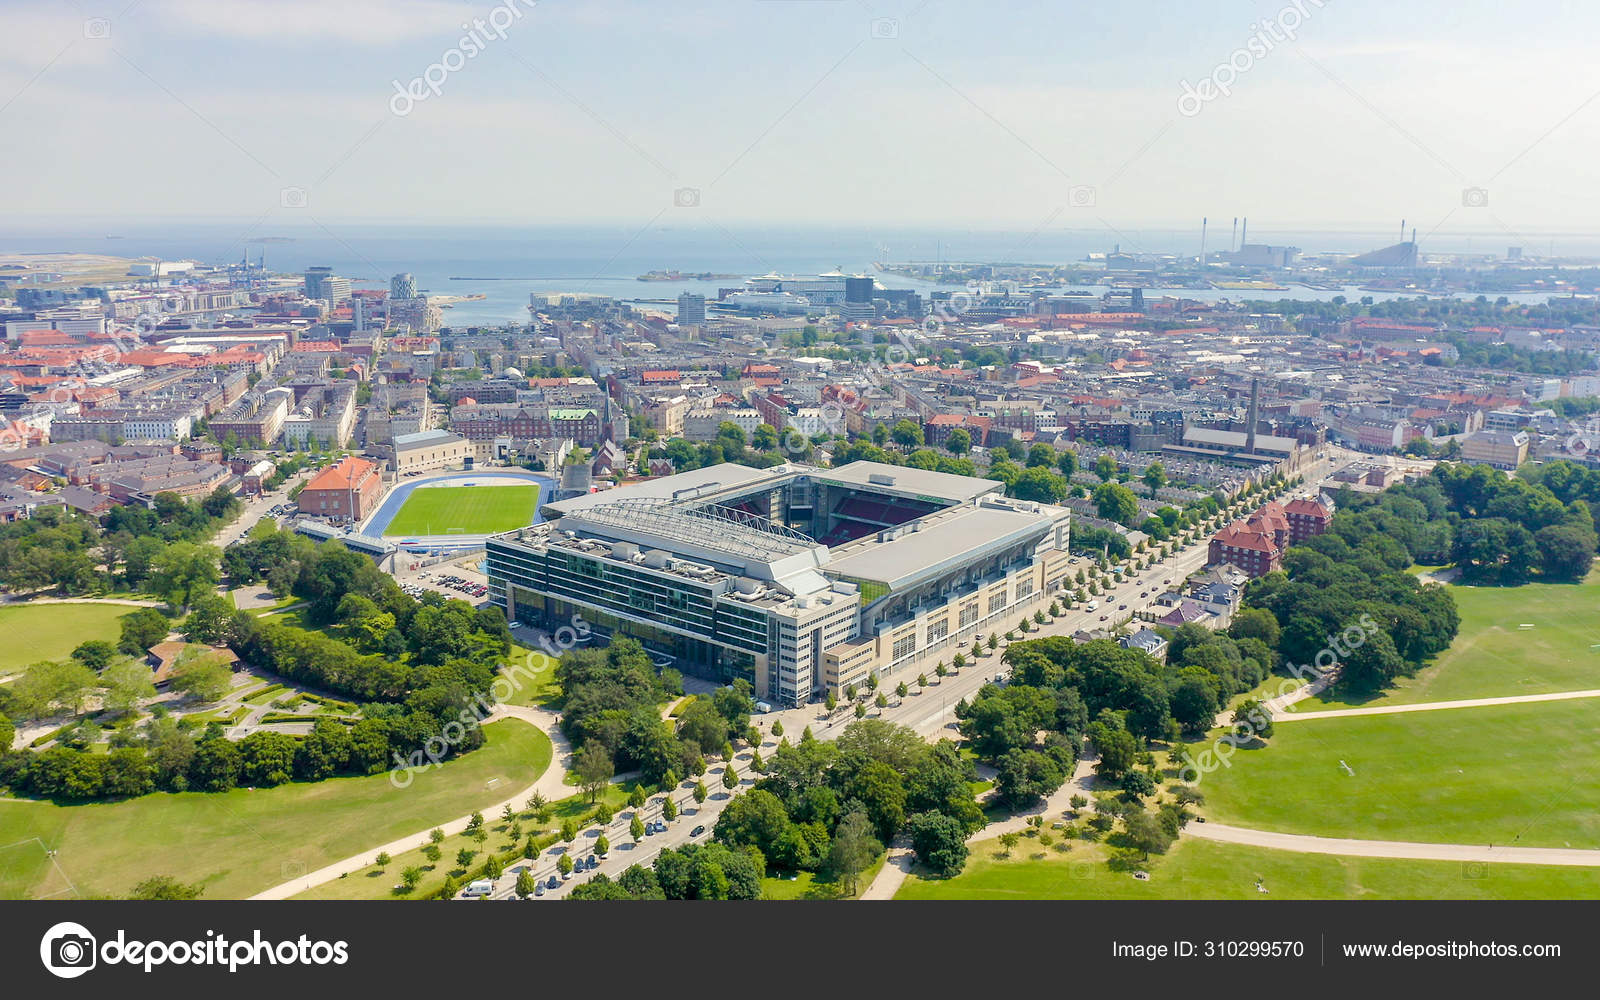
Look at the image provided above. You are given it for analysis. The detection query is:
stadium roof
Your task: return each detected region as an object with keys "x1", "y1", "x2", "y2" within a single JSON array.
[
  {"x1": 825, "y1": 498, "x2": 1065, "y2": 592},
  {"x1": 542, "y1": 462, "x2": 789, "y2": 519},
  {"x1": 808, "y1": 462, "x2": 1001, "y2": 504}
]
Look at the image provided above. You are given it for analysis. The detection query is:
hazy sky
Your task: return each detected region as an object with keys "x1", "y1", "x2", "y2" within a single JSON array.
[{"x1": 4, "y1": 0, "x2": 1599, "y2": 239}]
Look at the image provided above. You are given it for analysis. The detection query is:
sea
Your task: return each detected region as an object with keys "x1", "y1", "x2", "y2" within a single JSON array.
[{"x1": 5, "y1": 220, "x2": 1599, "y2": 327}]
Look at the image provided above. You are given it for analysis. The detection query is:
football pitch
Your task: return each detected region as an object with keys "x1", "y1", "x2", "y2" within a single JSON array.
[{"x1": 383, "y1": 484, "x2": 540, "y2": 537}]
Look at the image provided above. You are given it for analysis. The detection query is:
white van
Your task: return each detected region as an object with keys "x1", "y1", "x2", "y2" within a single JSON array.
[
  {"x1": 1085, "y1": 600, "x2": 1100, "y2": 612},
  {"x1": 754, "y1": 701, "x2": 773, "y2": 714},
  {"x1": 463, "y1": 879, "x2": 494, "y2": 898}
]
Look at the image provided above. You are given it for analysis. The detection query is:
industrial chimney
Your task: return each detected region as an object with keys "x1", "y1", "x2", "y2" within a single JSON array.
[{"x1": 1245, "y1": 377, "x2": 1260, "y2": 455}]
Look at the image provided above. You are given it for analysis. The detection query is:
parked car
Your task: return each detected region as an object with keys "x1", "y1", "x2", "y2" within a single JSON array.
[
  {"x1": 546, "y1": 875, "x2": 559, "y2": 889},
  {"x1": 690, "y1": 826, "x2": 706, "y2": 838},
  {"x1": 533, "y1": 882, "x2": 545, "y2": 896}
]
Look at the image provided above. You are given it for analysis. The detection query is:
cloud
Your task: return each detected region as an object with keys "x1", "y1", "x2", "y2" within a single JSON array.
[{"x1": 139, "y1": 0, "x2": 494, "y2": 44}]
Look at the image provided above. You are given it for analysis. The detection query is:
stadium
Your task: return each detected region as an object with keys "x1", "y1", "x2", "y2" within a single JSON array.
[
  {"x1": 361, "y1": 469, "x2": 554, "y2": 553},
  {"x1": 485, "y1": 461, "x2": 1073, "y2": 706}
]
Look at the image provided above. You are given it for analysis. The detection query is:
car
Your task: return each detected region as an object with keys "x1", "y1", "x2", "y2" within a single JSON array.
[
  {"x1": 1118, "y1": 604, "x2": 1127, "y2": 610},
  {"x1": 534, "y1": 882, "x2": 545, "y2": 896},
  {"x1": 1099, "y1": 615, "x2": 1108, "y2": 621},
  {"x1": 586, "y1": 856, "x2": 598, "y2": 870},
  {"x1": 508, "y1": 620, "x2": 521, "y2": 629},
  {"x1": 546, "y1": 875, "x2": 559, "y2": 889},
  {"x1": 690, "y1": 825, "x2": 706, "y2": 838},
  {"x1": 463, "y1": 879, "x2": 494, "y2": 898}
]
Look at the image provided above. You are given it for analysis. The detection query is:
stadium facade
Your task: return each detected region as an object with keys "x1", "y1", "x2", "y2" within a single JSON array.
[{"x1": 485, "y1": 461, "x2": 1072, "y2": 707}]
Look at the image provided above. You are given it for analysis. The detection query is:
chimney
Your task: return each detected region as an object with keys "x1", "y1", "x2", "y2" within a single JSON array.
[
  {"x1": 1231, "y1": 217, "x2": 1238, "y2": 252},
  {"x1": 1241, "y1": 218, "x2": 1248, "y2": 247},
  {"x1": 1245, "y1": 377, "x2": 1260, "y2": 454}
]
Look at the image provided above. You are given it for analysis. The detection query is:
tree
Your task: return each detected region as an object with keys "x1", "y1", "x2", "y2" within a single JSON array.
[
  {"x1": 557, "y1": 853, "x2": 574, "y2": 877},
  {"x1": 576, "y1": 743, "x2": 615, "y2": 803},
  {"x1": 825, "y1": 692, "x2": 838, "y2": 712},
  {"x1": 515, "y1": 868, "x2": 535, "y2": 898},
  {"x1": 628, "y1": 785, "x2": 647, "y2": 809},
  {"x1": 693, "y1": 780, "x2": 708, "y2": 803},
  {"x1": 119, "y1": 607, "x2": 171, "y2": 655},
  {"x1": 98, "y1": 658, "x2": 156, "y2": 716},
  {"x1": 423, "y1": 844, "x2": 441, "y2": 864},
  {"x1": 1057, "y1": 449, "x2": 1080, "y2": 479},
  {"x1": 874, "y1": 693, "x2": 888, "y2": 713},
  {"x1": 1120, "y1": 768, "x2": 1157, "y2": 800},
  {"x1": 952, "y1": 653, "x2": 966, "y2": 670},
  {"x1": 895, "y1": 681, "x2": 908, "y2": 699},
  {"x1": 998, "y1": 831, "x2": 1021, "y2": 856},
  {"x1": 429, "y1": 828, "x2": 446, "y2": 845},
  {"x1": 827, "y1": 809, "x2": 882, "y2": 896},
  {"x1": 1093, "y1": 482, "x2": 1141, "y2": 526},
  {"x1": 945, "y1": 427, "x2": 972, "y2": 455},
  {"x1": 662, "y1": 796, "x2": 678, "y2": 821},
  {"x1": 170, "y1": 649, "x2": 233, "y2": 703},
  {"x1": 890, "y1": 419, "x2": 924, "y2": 449},
  {"x1": 526, "y1": 791, "x2": 550, "y2": 823},
  {"x1": 456, "y1": 848, "x2": 476, "y2": 870},
  {"x1": 71, "y1": 640, "x2": 118, "y2": 671},
  {"x1": 987, "y1": 634, "x2": 998, "y2": 651},
  {"x1": 907, "y1": 811, "x2": 968, "y2": 877},
  {"x1": 402, "y1": 866, "x2": 424, "y2": 892},
  {"x1": 631, "y1": 814, "x2": 645, "y2": 844},
  {"x1": 149, "y1": 542, "x2": 221, "y2": 611},
  {"x1": 561, "y1": 818, "x2": 578, "y2": 843},
  {"x1": 854, "y1": 702, "x2": 867, "y2": 720},
  {"x1": 770, "y1": 719, "x2": 783, "y2": 738},
  {"x1": 595, "y1": 834, "x2": 610, "y2": 857},
  {"x1": 722, "y1": 763, "x2": 739, "y2": 790},
  {"x1": 1142, "y1": 461, "x2": 1168, "y2": 498},
  {"x1": 10, "y1": 659, "x2": 100, "y2": 720},
  {"x1": 183, "y1": 593, "x2": 234, "y2": 645},
  {"x1": 129, "y1": 876, "x2": 203, "y2": 900},
  {"x1": 1123, "y1": 810, "x2": 1174, "y2": 860},
  {"x1": 935, "y1": 663, "x2": 947, "y2": 680},
  {"x1": 1095, "y1": 454, "x2": 1119, "y2": 482},
  {"x1": 374, "y1": 851, "x2": 392, "y2": 870}
]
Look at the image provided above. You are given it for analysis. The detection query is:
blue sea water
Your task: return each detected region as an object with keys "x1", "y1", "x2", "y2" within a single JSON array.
[{"x1": 4, "y1": 220, "x2": 1595, "y2": 326}]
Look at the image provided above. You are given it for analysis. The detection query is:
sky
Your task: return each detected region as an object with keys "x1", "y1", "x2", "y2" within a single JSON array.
[{"x1": 3, "y1": 0, "x2": 1600, "y2": 241}]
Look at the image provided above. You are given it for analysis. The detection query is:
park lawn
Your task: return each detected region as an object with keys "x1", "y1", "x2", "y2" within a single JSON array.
[
  {"x1": 0, "y1": 603, "x2": 142, "y2": 677},
  {"x1": 495, "y1": 642, "x2": 562, "y2": 707},
  {"x1": 895, "y1": 835, "x2": 1600, "y2": 900},
  {"x1": 0, "y1": 718, "x2": 551, "y2": 900},
  {"x1": 1199, "y1": 698, "x2": 1600, "y2": 849},
  {"x1": 1290, "y1": 571, "x2": 1600, "y2": 711},
  {"x1": 761, "y1": 851, "x2": 887, "y2": 900},
  {"x1": 292, "y1": 779, "x2": 648, "y2": 900},
  {"x1": 384, "y1": 485, "x2": 539, "y2": 537}
]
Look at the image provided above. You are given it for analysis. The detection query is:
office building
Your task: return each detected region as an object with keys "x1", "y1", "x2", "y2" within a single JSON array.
[{"x1": 486, "y1": 461, "x2": 1073, "y2": 706}]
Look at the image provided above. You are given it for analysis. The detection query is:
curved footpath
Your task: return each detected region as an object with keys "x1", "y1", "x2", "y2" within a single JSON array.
[
  {"x1": 1186, "y1": 821, "x2": 1600, "y2": 867},
  {"x1": 249, "y1": 703, "x2": 572, "y2": 900},
  {"x1": 1280, "y1": 688, "x2": 1600, "y2": 722}
]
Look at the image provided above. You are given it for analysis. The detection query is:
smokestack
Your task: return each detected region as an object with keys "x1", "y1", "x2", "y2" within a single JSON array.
[
  {"x1": 1245, "y1": 377, "x2": 1260, "y2": 455},
  {"x1": 1200, "y1": 217, "x2": 1208, "y2": 269},
  {"x1": 1411, "y1": 227, "x2": 1417, "y2": 245},
  {"x1": 1231, "y1": 217, "x2": 1239, "y2": 252},
  {"x1": 1241, "y1": 217, "x2": 1248, "y2": 247}
]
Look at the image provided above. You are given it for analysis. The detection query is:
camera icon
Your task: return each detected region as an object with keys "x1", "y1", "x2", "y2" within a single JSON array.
[
  {"x1": 83, "y1": 17, "x2": 111, "y2": 39},
  {"x1": 1462, "y1": 186, "x2": 1489, "y2": 208},
  {"x1": 280, "y1": 186, "x2": 309, "y2": 209},
  {"x1": 1462, "y1": 860, "x2": 1489, "y2": 880},
  {"x1": 673, "y1": 187, "x2": 700, "y2": 208},
  {"x1": 281, "y1": 859, "x2": 307, "y2": 879},
  {"x1": 870, "y1": 17, "x2": 900, "y2": 39},
  {"x1": 40, "y1": 921, "x2": 97, "y2": 979},
  {"x1": 1069, "y1": 185, "x2": 1097, "y2": 208}
]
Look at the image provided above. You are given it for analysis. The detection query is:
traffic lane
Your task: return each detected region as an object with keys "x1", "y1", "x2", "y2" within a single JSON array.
[{"x1": 489, "y1": 758, "x2": 752, "y2": 900}]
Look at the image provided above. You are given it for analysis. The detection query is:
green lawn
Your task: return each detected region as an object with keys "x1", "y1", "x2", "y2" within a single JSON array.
[
  {"x1": 896, "y1": 835, "x2": 1600, "y2": 899},
  {"x1": 1291, "y1": 572, "x2": 1600, "y2": 711},
  {"x1": 0, "y1": 603, "x2": 143, "y2": 677},
  {"x1": 0, "y1": 718, "x2": 552, "y2": 900},
  {"x1": 495, "y1": 641, "x2": 562, "y2": 707},
  {"x1": 384, "y1": 484, "x2": 540, "y2": 537},
  {"x1": 1199, "y1": 698, "x2": 1600, "y2": 849}
]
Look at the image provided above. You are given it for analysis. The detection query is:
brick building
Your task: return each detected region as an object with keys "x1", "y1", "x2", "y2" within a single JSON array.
[{"x1": 298, "y1": 455, "x2": 382, "y2": 522}]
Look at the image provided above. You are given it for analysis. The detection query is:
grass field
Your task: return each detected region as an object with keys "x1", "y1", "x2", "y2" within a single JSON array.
[
  {"x1": 0, "y1": 603, "x2": 143, "y2": 677},
  {"x1": 0, "y1": 719, "x2": 551, "y2": 900},
  {"x1": 1197, "y1": 698, "x2": 1600, "y2": 849},
  {"x1": 1292, "y1": 572, "x2": 1600, "y2": 712},
  {"x1": 895, "y1": 835, "x2": 1600, "y2": 899},
  {"x1": 384, "y1": 484, "x2": 539, "y2": 537}
]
